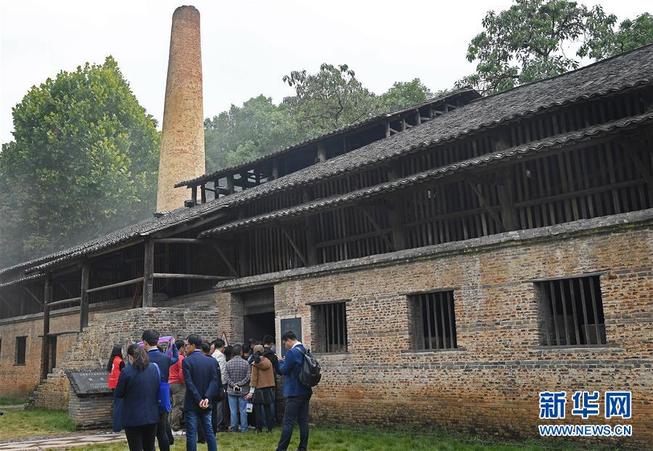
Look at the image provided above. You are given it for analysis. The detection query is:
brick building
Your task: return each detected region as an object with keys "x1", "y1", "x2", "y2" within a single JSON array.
[{"x1": 0, "y1": 9, "x2": 652, "y2": 446}]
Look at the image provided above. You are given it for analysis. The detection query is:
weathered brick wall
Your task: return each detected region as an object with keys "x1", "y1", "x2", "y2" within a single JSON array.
[
  {"x1": 0, "y1": 310, "x2": 89, "y2": 399},
  {"x1": 263, "y1": 225, "x2": 652, "y2": 448},
  {"x1": 30, "y1": 305, "x2": 220, "y2": 412}
]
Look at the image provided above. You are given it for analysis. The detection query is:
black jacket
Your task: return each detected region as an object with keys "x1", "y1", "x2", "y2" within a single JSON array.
[
  {"x1": 182, "y1": 350, "x2": 221, "y2": 412},
  {"x1": 114, "y1": 363, "x2": 160, "y2": 427}
]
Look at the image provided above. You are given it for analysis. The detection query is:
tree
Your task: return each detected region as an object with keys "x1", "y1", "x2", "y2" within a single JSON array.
[
  {"x1": 462, "y1": 1, "x2": 653, "y2": 95},
  {"x1": 581, "y1": 13, "x2": 653, "y2": 60},
  {"x1": 281, "y1": 63, "x2": 377, "y2": 135},
  {"x1": 204, "y1": 95, "x2": 299, "y2": 171},
  {"x1": 377, "y1": 79, "x2": 432, "y2": 113},
  {"x1": 0, "y1": 56, "x2": 159, "y2": 267},
  {"x1": 205, "y1": 64, "x2": 435, "y2": 169},
  {"x1": 461, "y1": 0, "x2": 604, "y2": 94}
]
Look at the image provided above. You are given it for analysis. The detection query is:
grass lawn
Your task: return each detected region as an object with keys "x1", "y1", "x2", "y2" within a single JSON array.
[
  {"x1": 0, "y1": 409, "x2": 581, "y2": 450},
  {"x1": 62, "y1": 428, "x2": 571, "y2": 451},
  {"x1": 0, "y1": 409, "x2": 75, "y2": 441},
  {"x1": 0, "y1": 396, "x2": 27, "y2": 405}
]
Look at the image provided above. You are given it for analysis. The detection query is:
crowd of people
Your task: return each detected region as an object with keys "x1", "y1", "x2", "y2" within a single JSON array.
[{"x1": 107, "y1": 330, "x2": 312, "y2": 451}]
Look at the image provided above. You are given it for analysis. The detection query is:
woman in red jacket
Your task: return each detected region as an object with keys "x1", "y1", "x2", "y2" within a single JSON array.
[{"x1": 107, "y1": 345, "x2": 125, "y2": 432}]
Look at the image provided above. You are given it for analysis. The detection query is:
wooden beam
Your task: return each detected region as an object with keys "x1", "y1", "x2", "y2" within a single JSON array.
[
  {"x1": 208, "y1": 242, "x2": 239, "y2": 277},
  {"x1": 79, "y1": 263, "x2": 90, "y2": 331},
  {"x1": 143, "y1": 239, "x2": 154, "y2": 307},
  {"x1": 22, "y1": 286, "x2": 43, "y2": 306},
  {"x1": 361, "y1": 207, "x2": 395, "y2": 251},
  {"x1": 496, "y1": 168, "x2": 517, "y2": 231},
  {"x1": 302, "y1": 190, "x2": 318, "y2": 266},
  {"x1": 41, "y1": 276, "x2": 51, "y2": 381},
  {"x1": 466, "y1": 180, "x2": 506, "y2": 232},
  {"x1": 317, "y1": 142, "x2": 327, "y2": 162},
  {"x1": 154, "y1": 238, "x2": 203, "y2": 245},
  {"x1": 387, "y1": 196, "x2": 407, "y2": 250},
  {"x1": 152, "y1": 273, "x2": 232, "y2": 281},
  {"x1": 279, "y1": 227, "x2": 308, "y2": 267},
  {"x1": 226, "y1": 174, "x2": 235, "y2": 193},
  {"x1": 48, "y1": 297, "x2": 81, "y2": 307},
  {"x1": 87, "y1": 277, "x2": 144, "y2": 294},
  {"x1": 625, "y1": 146, "x2": 653, "y2": 200}
]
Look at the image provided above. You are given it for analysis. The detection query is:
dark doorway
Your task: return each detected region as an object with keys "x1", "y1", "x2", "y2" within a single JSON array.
[
  {"x1": 238, "y1": 288, "x2": 275, "y2": 343},
  {"x1": 47, "y1": 335, "x2": 57, "y2": 373},
  {"x1": 244, "y1": 312, "x2": 275, "y2": 343}
]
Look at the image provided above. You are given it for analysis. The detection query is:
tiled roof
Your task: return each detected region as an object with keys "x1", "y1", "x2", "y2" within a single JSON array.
[
  {"x1": 174, "y1": 88, "x2": 481, "y2": 187},
  {"x1": 7, "y1": 43, "x2": 653, "y2": 275},
  {"x1": 198, "y1": 111, "x2": 653, "y2": 237}
]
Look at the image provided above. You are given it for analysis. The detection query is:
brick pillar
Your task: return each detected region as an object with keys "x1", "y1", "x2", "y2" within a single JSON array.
[
  {"x1": 215, "y1": 292, "x2": 244, "y2": 343},
  {"x1": 156, "y1": 5, "x2": 206, "y2": 212}
]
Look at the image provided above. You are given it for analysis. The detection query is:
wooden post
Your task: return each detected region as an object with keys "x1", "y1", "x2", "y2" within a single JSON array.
[
  {"x1": 191, "y1": 186, "x2": 198, "y2": 204},
  {"x1": 79, "y1": 263, "x2": 90, "y2": 331},
  {"x1": 385, "y1": 121, "x2": 391, "y2": 138},
  {"x1": 237, "y1": 211, "x2": 249, "y2": 277},
  {"x1": 271, "y1": 162, "x2": 279, "y2": 180},
  {"x1": 40, "y1": 276, "x2": 51, "y2": 381},
  {"x1": 388, "y1": 197, "x2": 407, "y2": 250},
  {"x1": 496, "y1": 168, "x2": 518, "y2": 231},
  {"x1": 317, "y1": 142, "x2": 327, "y2": 162},
  {"x1": 226, "y1": 174, "x2": 235, "y2": 194},
  {"x1": 143, "y1": 240, "x2": 154, "y2": 307},
  {"x1": 200, "y1": 184, "x2": 207, "y2": 203},
  {"x1": 303, "y1": 190, "x2": 318, "y2": 265}
]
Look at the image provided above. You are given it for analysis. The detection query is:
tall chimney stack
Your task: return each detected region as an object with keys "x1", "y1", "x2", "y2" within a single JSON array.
[{"x1": 156, "y1": 5, "x2": 205, "y2": 212}]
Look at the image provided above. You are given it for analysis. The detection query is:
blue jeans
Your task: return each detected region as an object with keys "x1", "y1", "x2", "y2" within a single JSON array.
[
  {"x1": 227, "y1": 394, "x2": 248, "y2": 432},
  {"x1": 185, "y1": 408, "x2": 217, "y2": 451},
  {"x1": 276, "y1": 395, "x2": 310, "y2": 451}
]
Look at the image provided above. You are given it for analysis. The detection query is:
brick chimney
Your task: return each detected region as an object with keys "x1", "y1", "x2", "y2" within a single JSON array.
[{"x1": 156, "y1": 5, "x2": 205, "y2": 212}]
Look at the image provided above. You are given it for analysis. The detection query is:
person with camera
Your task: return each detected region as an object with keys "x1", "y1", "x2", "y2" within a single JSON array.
[
  {"x1": 225, "y1": 344, "x2": 250, "y2": 433},
  {"x1": 245, "y1": 344, "x2": 276, "y2": 432}
]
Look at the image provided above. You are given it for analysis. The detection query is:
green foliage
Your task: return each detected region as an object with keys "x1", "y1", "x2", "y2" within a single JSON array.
[
  {"x1": 282, "y1": 63, "x2": 377, "y2": 134},
  {"x1": 581, "y1": 12, "x2": 653, "y2": 60},
  {"x1": 377, "y1": 79, "x2": 433, "y2": 113},
  {"x1": 461, "y1": 0, "x2": 653, "y2": 95},
  {"x1": 204, "y1": 95, "x2": 299, "y2": 170},
  {"x1": 0, "y1": 56, "x2": 159, "y2": 267},
  {"x1": 204, "y1": 65, "x2": 432, "y2": 170}
]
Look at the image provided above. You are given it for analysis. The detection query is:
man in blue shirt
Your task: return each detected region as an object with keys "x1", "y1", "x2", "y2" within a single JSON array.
[
  {"x1": 183, "y1": 334, "x2": 221, "y2": 451},
  {"x1": 276, "y1": 331, "x2": 312, "y2": 451},
  {"x1": 142, "y1": 330, "x2": 178, "y2": 451}
]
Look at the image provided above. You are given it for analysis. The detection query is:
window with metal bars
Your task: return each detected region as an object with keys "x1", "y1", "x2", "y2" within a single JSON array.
[
  {"x1": 15, "y1": 336, "x2": 26, "y2": 365},
  {"x1": 537, "y1": 275, "x2": 606, "y2": 346},
  {"x1": 410, "y1": 291, "x2": 457, "y2": 350},
  {"x1": 312, "y1": 302, "x2": 348, "y2": 353}
]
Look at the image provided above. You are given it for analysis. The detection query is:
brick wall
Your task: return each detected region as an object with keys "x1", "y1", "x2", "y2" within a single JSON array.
[
  {"x1": 30, "y1": 305, "x2": 220, "y2": 415},
  {"x1": 0, "y1": 310, "x2": 90, "y2": 399},
  {"x1": 216, "y1": 224, "x2": 651, "y2": 448}
]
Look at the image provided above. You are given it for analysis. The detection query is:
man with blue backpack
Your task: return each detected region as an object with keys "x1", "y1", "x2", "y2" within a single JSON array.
[{"x1": 276, "y1": 330, "x2": 321, "y2": 451}]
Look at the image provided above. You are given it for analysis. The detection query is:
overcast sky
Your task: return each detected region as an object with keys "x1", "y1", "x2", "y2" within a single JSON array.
[{"x1": 0, "y1": 0, "x2": 649, "y2": 144}]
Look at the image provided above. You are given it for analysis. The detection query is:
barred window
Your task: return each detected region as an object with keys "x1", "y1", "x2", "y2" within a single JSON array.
[
  {"x1": 537, "y1": 275, "x2": 606, "y2": 346},
  {"x1": 410, "y1": 291, "x2": 457, "y2": 350},
  {"x1": 15, "y1": 336, "x2": 26, "y2": 365},
  {"x1": 312, "y1": 302, "x2": 348, "y2": 353}
]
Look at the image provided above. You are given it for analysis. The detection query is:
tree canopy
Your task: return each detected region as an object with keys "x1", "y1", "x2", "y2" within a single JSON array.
[
  {"x1": 204, "y1": 64, "x2": 432, "y2": 170},
  {"x1": 461, "y1": 0, "x2": 653, "y2": 95},
  {"x1": 0, "y1": 56, "x2": 159, "y2": 267}
]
